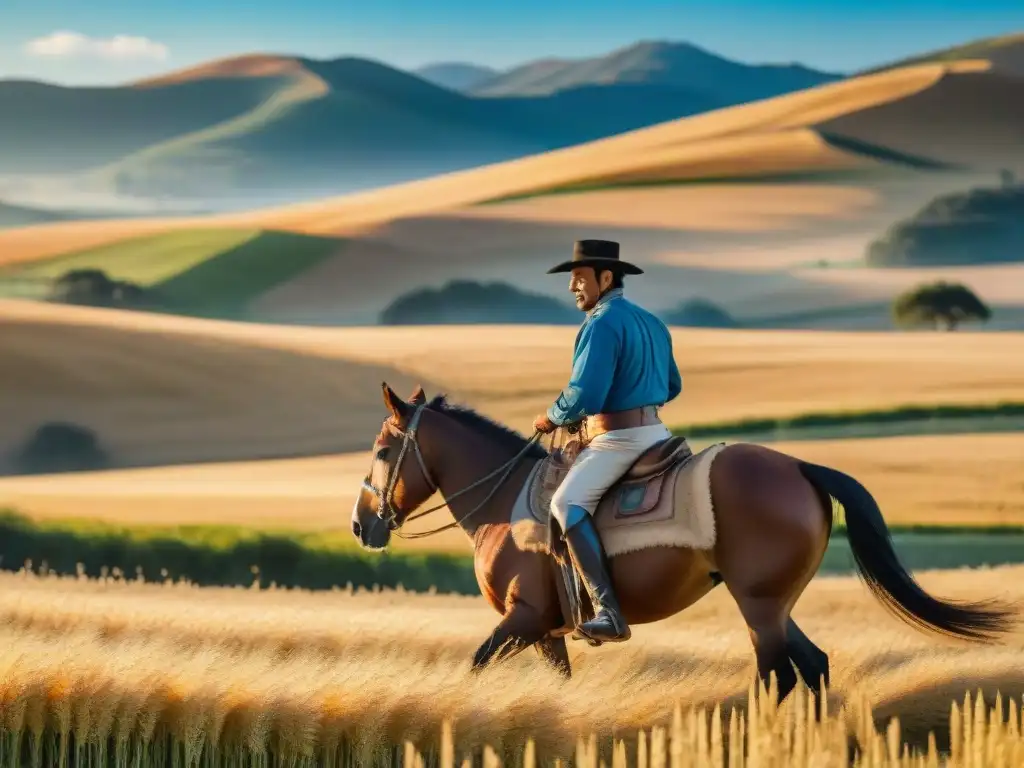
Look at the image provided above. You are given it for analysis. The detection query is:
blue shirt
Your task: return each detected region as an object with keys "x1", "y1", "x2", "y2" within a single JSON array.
[{"x1": 547, "y1": 288, "x2": 682, "y2": 425}]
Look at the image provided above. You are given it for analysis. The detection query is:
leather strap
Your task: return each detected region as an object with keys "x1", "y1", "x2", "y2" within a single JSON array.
[{"x1": 586, "y1": 405, "x2": 661, "y2": 436}]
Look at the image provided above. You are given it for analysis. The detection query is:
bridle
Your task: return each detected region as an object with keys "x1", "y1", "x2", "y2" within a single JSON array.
[
  {"x1": 360, "y1": 403, "x2": 543, "y2": 539},
  {"x1": 362, "y1": 403, "x2": 436, "y2": 532}
]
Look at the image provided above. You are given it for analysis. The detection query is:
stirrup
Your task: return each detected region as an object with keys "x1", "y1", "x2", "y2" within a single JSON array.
[{"x1": 572, "y1": 610, "x2": 632, "y2": 646}]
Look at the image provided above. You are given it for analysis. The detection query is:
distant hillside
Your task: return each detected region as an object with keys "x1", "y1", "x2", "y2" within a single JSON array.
[
  {"x1": 867, "y1": 180, "x2": 1024, "y2": 266},
  {"x1": 0, "y1": 75, "x2": 283, "y2": 174},
  {"x1": 0, "y1": 200, "x2": 133, "y2": 230},
  {"x1": 87, "y1": 56, "x2": 587, "y2": 202},
  {"x1": 471, "y1": 40, "x2": 844, "y2": 103},
  {"x1": 413, "y1": 62, "x2": 500, "y2": 92},
  {"x1": 4, "y1": 51, "x2": 1024, "y2": 331},
  {"x1": 504, "y1": 82, "x2": 726, "y2": 139},
  {"x1": 0, "y1": 43, "x2": 844, "y2": 206},
  {"x1": 0, "y1": 201, "x2": 67, "y2": 229},
  {"x1": 861, "y1": 32, "x2": 1024, "y2": 77},
  {"x1": 813, "y1": 68, "x2": 1024, "y2": 171},
  {"x1": 5, "y1": 58, "x2": 1019, "y2": 264},
  {"x1": 89, "y1": 46, "x2": 840, "y2": 202},
  {"x1": 4, "y1": 53, "x2": 705, "y2": 204}
]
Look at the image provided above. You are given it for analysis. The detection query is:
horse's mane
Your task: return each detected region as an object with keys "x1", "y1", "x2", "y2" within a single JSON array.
[{"x1": 426, "y1": 394, "x2": 548, "y2": 459}]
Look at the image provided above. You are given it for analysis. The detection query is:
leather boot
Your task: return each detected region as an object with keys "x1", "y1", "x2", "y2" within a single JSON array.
[{"x1": 562, "y1": 505, "x2": 631, "y2": 645}]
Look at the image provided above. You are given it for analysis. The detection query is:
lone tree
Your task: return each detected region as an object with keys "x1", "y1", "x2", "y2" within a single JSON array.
[{"x1": 891, "y1": 280, "x2": 991, "y2": 331}]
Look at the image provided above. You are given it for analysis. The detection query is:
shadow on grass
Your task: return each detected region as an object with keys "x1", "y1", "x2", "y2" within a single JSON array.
[{"x1": 153, "y1": 229, "x2": 344, "y2": 318}]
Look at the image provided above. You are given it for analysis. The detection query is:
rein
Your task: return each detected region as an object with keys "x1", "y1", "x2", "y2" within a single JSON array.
[{"x1": 361, "y1": 403, "x2": 543, "y2": 539}]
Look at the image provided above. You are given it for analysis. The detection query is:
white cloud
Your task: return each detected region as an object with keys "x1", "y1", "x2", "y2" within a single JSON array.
[{"x1": 23, "y1": 31, "x2": 169, "y2": 61}]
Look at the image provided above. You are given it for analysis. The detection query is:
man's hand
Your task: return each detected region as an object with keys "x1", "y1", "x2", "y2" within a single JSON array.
[{"x1": 533, "y1": 413, "x2": 557, "y2": 434}]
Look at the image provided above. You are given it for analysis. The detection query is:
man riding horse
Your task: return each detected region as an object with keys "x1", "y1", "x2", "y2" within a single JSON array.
[{"x1": 532, "y1": 239, "x2": 682, "y2": 646}]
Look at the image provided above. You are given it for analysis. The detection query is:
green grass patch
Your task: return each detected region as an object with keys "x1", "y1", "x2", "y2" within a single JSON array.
[
  {"x1": 0, "y1": 509, "x2": 477, "y2": 594},
  {"x1": 1, "y1": 228, "x2": 259, "y2": 285},
  {"x1": 821, "y1": 533, "x2": 1024, "y2": 573},
  {"x1": 672, "y1": 401, "x2": 1024, "y2": 442},
  {"x1": 830, "y1": 523, "x2": 1024, "y2": 537},
  {"x1": 152, "y1": 230, "x2": 343, "y2": 316},
  {"x1": 0, "y1": 228, "x2": 344, "y2": 318},
  {"x1": 2, "y1": 509, "x2": 1023, "y2": 593}
]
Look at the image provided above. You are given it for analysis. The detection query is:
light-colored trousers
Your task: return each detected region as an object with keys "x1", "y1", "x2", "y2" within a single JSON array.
[{"x1": 550, "y1": 423, "x2": 673, "y2": 528}]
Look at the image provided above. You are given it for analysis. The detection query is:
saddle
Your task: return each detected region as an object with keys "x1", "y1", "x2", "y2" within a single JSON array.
[
  {"x1": 538, "y1": 421, "x2": 693, "y2": 519},
  {"x1": 532, "y1": 422, "x2": 697, "y2": 635}
]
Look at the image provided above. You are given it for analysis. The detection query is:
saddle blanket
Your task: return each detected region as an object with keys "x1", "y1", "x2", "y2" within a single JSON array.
[{"x1": 509, "y1": 440, "x2": 726, "y2": 558}]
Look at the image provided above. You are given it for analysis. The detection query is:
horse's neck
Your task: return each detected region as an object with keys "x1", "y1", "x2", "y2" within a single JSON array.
[{"x1": 432, "y1": 424, "x2": 539, "y2": 538}]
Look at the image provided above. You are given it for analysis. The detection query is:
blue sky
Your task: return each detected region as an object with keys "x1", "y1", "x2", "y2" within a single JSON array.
[{"x1": 2, "y1": 0, "x2": 1022, "y2": 85}]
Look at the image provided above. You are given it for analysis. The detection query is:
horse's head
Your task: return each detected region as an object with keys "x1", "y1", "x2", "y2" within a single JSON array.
[{"x1": 351, "y1": 381, "x2": 436, "y2": 550}]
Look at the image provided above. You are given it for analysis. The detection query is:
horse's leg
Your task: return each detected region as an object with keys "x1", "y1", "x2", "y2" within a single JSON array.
[
  {"x1": 786, "y1": 620, "x2": 830, "y2": 692},
  {"x1": 470, "y1": 605, "x2": 549, "y2": 672},
  {"x1": 738, "y1": 598, "x2": 799, "y2": 705},
  {"x1": 709, "y1": 444, "x2": 832, "y2": 708},
  {"x1": 535, "y1": 635, "x2": 571, "y2": 679}
]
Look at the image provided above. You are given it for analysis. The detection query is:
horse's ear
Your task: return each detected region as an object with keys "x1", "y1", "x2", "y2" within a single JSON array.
[
  {"x1": 410, "y1": 385, "x2": 426, "y2": 405},
  {"x1": 381, "y1": 382, "x2": 411, "y2": 423}
]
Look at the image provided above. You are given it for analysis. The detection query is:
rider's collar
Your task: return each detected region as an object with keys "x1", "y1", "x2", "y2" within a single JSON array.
[{"x1": 587, "y1": 287, "x2": 623, "y2": 317}]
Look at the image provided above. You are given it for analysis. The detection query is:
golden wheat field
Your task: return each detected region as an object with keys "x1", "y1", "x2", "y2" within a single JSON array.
[
  {"x1": 1, "y1": 562, "x2": 1023, "y2": 766},
  {"x1": 3, "y1": 40, "x2": 1024, "y2": 768}
]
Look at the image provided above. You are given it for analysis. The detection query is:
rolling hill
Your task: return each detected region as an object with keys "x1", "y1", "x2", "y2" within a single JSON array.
[
  {"x1": 0, "y1": 228, "x2": 346, "y2": 317},
  {"x1": 0, "y1": 54, "x2": 568, "y2": 206},
  {"x1": 0, "y1": 43, "x2": 844, "y2": 208},
  {"x1": 0, "y1": 201, "x2": 68, "y2": 229},
  {"x1": 862, "y1": 31, "x2": 1024, "y2": 77},
  {"x1": 1, "y1": 34, "x2": 1019, "y2": 213},
  {"x1": 0, "y1": 73, "x2": 286, "y2": 175},
  {"x1": 1, "y1": 55, "x2": 1023, "y2": 328},
  {"x1": 2, "y1": 297, "x2": 1023, "y2": 476},
  {"x1": 0, "y1": 199, "x2": 152, "y2": 231},
  {"x1": 0, "y1": 298, "x2": 432, "y2": 474},
  {"x1": 84, "y1": 56, "x2": 585, "y2": 205},
  {"x1": 220, "y1": 59, "x2": 1023, "y2": 230}
]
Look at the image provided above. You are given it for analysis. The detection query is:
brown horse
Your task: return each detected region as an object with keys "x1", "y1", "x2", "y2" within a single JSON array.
[{"x1": 352, "y1": 382, "x2": 1014, "y2": 704}]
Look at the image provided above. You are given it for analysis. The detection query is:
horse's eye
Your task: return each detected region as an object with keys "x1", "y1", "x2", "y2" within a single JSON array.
[{"x1": 376, "y1": 447, "x2": 388, "y2": 460}]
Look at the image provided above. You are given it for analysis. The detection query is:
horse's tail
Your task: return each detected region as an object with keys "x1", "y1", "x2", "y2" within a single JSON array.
[{"x1": 798, "y1": 460, "x2": 1015, "y2": 643}]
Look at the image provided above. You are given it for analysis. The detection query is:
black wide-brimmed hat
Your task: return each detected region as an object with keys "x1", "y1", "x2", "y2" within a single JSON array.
[{"x1": 546, "y1": 239, "x2": 644, "y2": 275}]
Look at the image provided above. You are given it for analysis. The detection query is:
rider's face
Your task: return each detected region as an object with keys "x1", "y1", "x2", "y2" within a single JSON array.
[{"x1": 569, "y1": 266, "x2": 613, "y2": 311}]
